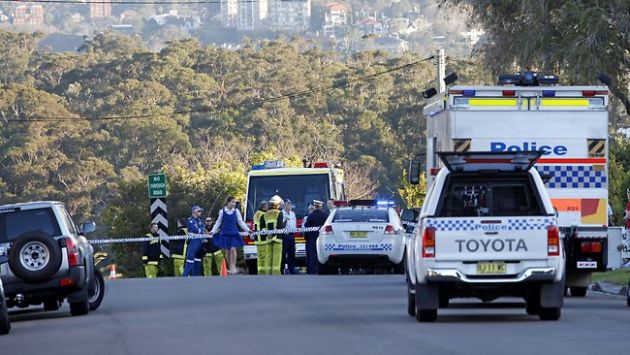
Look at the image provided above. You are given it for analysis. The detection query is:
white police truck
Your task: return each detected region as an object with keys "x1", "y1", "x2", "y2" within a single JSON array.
[
  {"x1": 406, "y1": 151, "x2": 565, "y2": 322},
  {"x1": 420, "y1": 75, "x2": 609, "y2": 296}
]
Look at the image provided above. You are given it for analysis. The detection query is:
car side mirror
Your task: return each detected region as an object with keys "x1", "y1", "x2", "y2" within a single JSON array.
[
  {"x1": 81, "y1": 221, "x2": 96, "y2": 234},
  {"x1": 408, "y1": 159, "x2": 421, "y2": 185}
]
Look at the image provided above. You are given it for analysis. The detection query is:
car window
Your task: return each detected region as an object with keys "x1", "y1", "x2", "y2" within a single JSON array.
[
  {"x1": 0, "y1": 208, "x2": 62, "y2": 243},
  {"x1": 436, "y1": 174, "x2": 543, "y2": 217},
  {"x1": 332, "y1": 208, "x2": 390, "y2": 223},
  {"x1": 59, "y1": 206, "x2": 78, "y2": 235}
]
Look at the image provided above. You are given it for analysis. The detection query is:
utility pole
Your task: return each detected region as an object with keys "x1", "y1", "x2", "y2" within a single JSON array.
[{"x1": 436, "y1": 48, "x2": 446, "y2": 94}]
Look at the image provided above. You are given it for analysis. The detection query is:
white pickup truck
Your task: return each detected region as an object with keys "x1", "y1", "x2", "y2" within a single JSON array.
[{"x1": 405, "y1": 152, "x2": 565, "y2": 322}]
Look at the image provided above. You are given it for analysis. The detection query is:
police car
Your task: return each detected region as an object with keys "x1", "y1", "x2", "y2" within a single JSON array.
[
  {"x1": 316, "y1": 201, "x2": 406, "y2": 274},
  {"x1": 405, "y1": 152, "x2": 565, "y2": 322}
]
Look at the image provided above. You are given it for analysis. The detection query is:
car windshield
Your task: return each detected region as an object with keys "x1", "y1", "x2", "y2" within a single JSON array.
[
  {"x1": 332, "y1": 208, "x2": 390, "y2": 223},
  {"x1": 436, "y1": 174, "x2": 544, "y2": 217},
  {"x1": 0, "y1": 207, "x2": 62, "y2": 243},
  {"x1": 246, "y1": 174, "x2": 330, "y2": 220}
]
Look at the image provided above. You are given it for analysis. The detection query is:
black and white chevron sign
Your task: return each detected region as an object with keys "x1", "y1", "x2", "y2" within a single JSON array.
[{"x1": 150, "y1": 198, "x2": 170, "y2": 257}]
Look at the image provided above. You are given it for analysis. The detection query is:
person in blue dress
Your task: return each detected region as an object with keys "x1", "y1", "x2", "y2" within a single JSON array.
[{"x1": 211, "y1": 196, "x2": 251, "y2": 275}]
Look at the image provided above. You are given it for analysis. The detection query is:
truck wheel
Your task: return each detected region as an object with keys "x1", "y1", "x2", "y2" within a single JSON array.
[
  {"x1": 88, "y1": 269, "x2": 105, "y2": 311},
  {"x1": 525, "y1": 297, "x2": 540, "y2": 315},
  {"x1": 439, "y1": 292, "x2": 450, "y2": 308},
  {"x1": 69, "y1": 297, "x2": 89, "y2": 316},
  {"x1": 538, "y1": 307, "x2": 561, "y2": 321},
  {"x1": 0, "y1": 298, "x2": 10, "y2": 335},
  {"x1": 626, "y1": 280, "x2": 630, "y2": 307},
  {"x1": 407, "y1": 287, "x2": 416, "y2": 317},
  {"x1": 416, "y1": 309, "x2": 438, "y2": 322},
  {"x1": 570, "y1": 287, "x2": 587, "y2": 297},
  {"x1": 9, "y1": 233, "x2": 63, "y2": 283},
  {"x1": 43, "y1": 298, "x2": 61, "y2": 311}
]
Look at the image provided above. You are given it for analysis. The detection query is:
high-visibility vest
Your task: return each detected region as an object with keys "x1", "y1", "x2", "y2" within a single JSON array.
[
  {"x1": 142, "y1": 233, "x2": 160, "y2": 265},
  {"x1": 263, "y1": 209, "x2": 282, "y2": 231},
  {"x1": 171, "y1": 228, "x2": 188, "y2": 259},
  {"x1": 253, "y1": 210, "x2": 265, "y2": 231}
]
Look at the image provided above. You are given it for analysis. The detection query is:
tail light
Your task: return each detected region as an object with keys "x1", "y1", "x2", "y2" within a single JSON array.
[
  {"x1": 384, "y1": 225, "x2": 395, "y2": 235},
  {"x1": 547, "y1": 226, "x2": 560, "y2": 256},
  {"x1": 322, "y1": 225, "x2": 333, "y2": 235},
  {"x1": 502, "y1": 90, "x2": 516, "y2": 96},
  {"x1": 66, "y1": 237, "x2": 80, "y2": 266},
  {"x1": 580, "y1": 241, "x2": 602, "y2": 253},
  {"x1": 421, "y1": 227, "x2": 436, "y2": 258}
]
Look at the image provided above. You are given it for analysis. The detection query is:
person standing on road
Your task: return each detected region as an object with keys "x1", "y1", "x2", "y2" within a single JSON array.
[
  {"x1": 201, "y1": 215, "x2": 224, "y2": 276},
  {"x1": 170, "y1": 218, "x2": 188, "y2": 277},
  {"x1": 302, "y1": 204, "x2": 314, "y2": 227},
  {"x1": 281, "y1": 200, "x2": 297, "y2": 274},
  {"x1": 211, "y1": 196, "x2": 251, "y2": 275},
  {"x1": 253, "y1": 201, "x2": 268, "y2": 232},
  {"x1": 304, "y1": 200, "x2": 329, "y2": 275},
  {"x1": 260, "y1": 195, "x2": 285, "y2": 275},
  {"x1": 183, "y1": 205, "x2": 205, "y2": 277},
  {"x1": 143, "y1": 223, "x2": 161, "y2": 278}
]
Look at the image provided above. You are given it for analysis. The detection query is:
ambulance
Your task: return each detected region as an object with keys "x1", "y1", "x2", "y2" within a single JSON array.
[
  {"x1": 419, "y1": 72, "x2": 609, "y2": 295},
  {"x1": 242, "y1": 160, "x2": 346, "y2": 274}
]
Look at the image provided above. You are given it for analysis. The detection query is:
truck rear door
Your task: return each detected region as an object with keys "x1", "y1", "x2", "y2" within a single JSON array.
[{"x1": 429, "y1": 152, "x2": 554, "y2": 263}]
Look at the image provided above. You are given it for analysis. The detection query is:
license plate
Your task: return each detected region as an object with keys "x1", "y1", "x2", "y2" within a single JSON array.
[
  {"x1": 476, "y1": 262, "x2": 507, "y2": 274},
  {"x1": 350, "y1": 231, "x2": 368, "y2": 238}
]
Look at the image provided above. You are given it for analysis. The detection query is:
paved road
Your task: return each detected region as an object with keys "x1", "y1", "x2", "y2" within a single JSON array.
[{"x1": 3, "y1": 276, "x2": 629, "y2": 355}]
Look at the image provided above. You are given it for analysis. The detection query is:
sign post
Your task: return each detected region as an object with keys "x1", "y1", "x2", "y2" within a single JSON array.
[{"x1": 148, "y1": 173, "x2": 169, "y2": 258}]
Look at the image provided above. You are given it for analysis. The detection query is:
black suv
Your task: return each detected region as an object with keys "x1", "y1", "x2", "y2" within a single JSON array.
[{"x1": 0, "y1": 201, "x2": 104, "y2": 316}]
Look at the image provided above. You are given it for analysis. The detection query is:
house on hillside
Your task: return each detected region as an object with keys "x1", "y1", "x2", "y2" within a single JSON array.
[
  {"x1": 322, "y1": 2, "x2": 349, "y2": 36},
  {"x1": 363, "y1": 36, "x2": 409, "y2": 56},
  {"x1": 13, "y1": 5, "x2": 44, "y2": 26}
]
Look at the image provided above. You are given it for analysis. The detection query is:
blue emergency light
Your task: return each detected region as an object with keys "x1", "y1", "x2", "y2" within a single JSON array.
[
  {"x1": 462, "y1": 90, "x2": 476, "y2": 97},
  {"x1": 251, "y1": 164, "x2": 265, "y2": 170},
  {"x1": 542, "y1": 90, "x2": 556, "y2": 97}
]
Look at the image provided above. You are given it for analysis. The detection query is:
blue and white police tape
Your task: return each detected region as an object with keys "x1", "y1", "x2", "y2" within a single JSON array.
[
  {"x1": 88, "y1": 226, "x2": 323, "y2": 245},
  {"x1": 401, "y1": 221, "x2": 417, "y2": 228}
]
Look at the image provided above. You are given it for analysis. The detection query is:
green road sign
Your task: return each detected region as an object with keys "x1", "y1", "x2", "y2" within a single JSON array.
[{"x1": 148, "y1": 173, "x2": 167, "y2": 198}]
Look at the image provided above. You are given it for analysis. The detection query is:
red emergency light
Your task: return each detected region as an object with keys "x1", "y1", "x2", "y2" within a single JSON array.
[{"x1": 313, "y1": 162, "x2": 330, "y2": 168}]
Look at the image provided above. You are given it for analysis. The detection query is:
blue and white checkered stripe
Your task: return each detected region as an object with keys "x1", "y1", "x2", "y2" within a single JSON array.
[
  {"x1": 425, "y1": 218, "x2": 555, "y2": 231},
  {"x1": 506, "y1": 218, "x2": 554, "y2": 230},
  {"x1": 324, "y1": 243, "x2": 393, "y2": 251},
  {"x1": 536, "y1": 165, "x2": 607, "y2": 189},
  {"x1": 426, "y1": 219, "x2": 477, "y2": 231}
]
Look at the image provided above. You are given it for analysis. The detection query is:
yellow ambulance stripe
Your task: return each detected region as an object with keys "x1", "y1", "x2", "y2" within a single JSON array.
[
  {"x1": 540, "y1": 98, "x2": 589, "y2": 107},
  {"x1": 468, "y1": 98, "x2": 518, "y2": 107}
]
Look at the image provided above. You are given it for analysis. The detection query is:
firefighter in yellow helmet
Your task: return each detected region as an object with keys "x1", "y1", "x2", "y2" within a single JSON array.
[{"x1": 257, "y1": 195, "x2": 285, "y2": 275}]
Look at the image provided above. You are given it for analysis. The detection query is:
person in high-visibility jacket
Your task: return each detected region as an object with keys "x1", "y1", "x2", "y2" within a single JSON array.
[
  {"x1": 253, "y1": 201, "x2": 268, "y2": 232},
  {"x1": 143, "y1": 223, "x2": 161, "y2": 278},
  {"x1": 259, "y1": 195, "x2": 285, "y2": 275},
  {"x1": 170, "y1": 218, "x2": 188, "y2": 277},
  {"x1": 201, "y1": 215, "x2": 224, "y2": 276}
]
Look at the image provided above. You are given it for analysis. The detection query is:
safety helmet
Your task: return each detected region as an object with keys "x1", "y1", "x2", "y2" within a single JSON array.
[{"x1": 269, "y1": 195, "x2": 283, "y2": 207}]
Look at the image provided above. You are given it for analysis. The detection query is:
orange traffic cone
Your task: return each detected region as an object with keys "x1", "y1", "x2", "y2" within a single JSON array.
[
  {"x1": 220, "y1": 259, "x2": 228, "y2": 277},
  {"x1": 108, "y1": 264, "x2": 118, "y2": 280}
]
